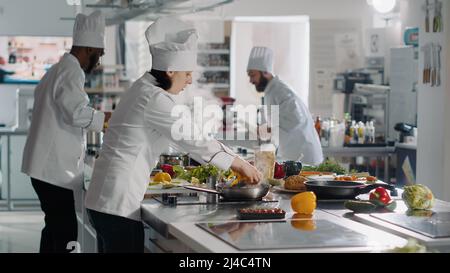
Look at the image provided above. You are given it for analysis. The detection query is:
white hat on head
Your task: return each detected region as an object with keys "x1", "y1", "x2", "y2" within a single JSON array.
[
  {"x1": 247, "y1": 46, "x2": 274, "y2": 73},
  {"x1": 146, "y1": 17, "x2": 198, "y2": 71},
  {"x1": 72, "y1": 10, "x2": 105, "y2": 49}
]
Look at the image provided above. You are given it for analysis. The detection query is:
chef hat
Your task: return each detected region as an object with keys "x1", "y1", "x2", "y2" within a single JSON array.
[
  {"x1": 146, "y1": 17, "x2": 198, "y2": 71},
  {"x1": 72, "y1": 10, "x2": 105, "y2": 49},
  {"x1": 247, "y1": 46, "x2": 274, "y2": 73}
]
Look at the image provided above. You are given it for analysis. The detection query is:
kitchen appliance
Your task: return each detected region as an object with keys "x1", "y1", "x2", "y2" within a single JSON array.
[
  {"x1": 394, "y1": 123, "x2": 416, "y2": 143},
  {"x1": 371, "y1": 212, "x2": 450, "y2": 239},
  {"x1": 183, "y1": 183, "x2": 270, "y2": 201},
  {"x1": 196, "y1": 219, "x2": 377, "y2": 250},
  {"x1": 334, "y1": 71, "x2": 373, "y2": 93},
  {"x1": 159, "y1": 153, "x2": 190, "y2": 166},
  {"x1": 304, "y1": 180, "x2": 397, "y2": 200}
]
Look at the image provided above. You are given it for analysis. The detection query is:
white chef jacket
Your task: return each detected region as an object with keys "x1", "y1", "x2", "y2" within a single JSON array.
[
  {"x1": 85, "y1": 73, "x2": 236, "y2": 221},
  {"x1": 264, "y1": 76, "x2": 323, "y2": 165},
  {"x1": 21, "y1": 53, "x2": 104, "y2": 190}
]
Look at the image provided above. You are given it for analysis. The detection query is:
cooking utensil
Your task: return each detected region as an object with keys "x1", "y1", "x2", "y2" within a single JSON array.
[
  {"x1": 183, "y1": 183, "x2": 270, "y2": 201},
  {"x1": 433, "y1": 0, "x2": 443, "y2": 32},
  {"x1": 425, "y1": 0, "x2": 430, "y2": 32},
  {"x1": 436, "y1": 44, "x2": 442, "y2": 86},
  {"x1": 86, "y1": 130, "x2": 103, "y2": 152},
  {"x1": 304, "y1": 180, "x2": 397, "y2": 200},
  {"x1": 431, "y1": 43, "x2": 436, "y2": 86}
]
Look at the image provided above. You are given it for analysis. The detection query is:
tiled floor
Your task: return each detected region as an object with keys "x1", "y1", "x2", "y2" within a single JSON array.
[{"x1": 0, "y1": 211, "x2": 44, "y2": 253}]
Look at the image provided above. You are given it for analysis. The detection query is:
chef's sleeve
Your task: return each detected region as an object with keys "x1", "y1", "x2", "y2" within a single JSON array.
[
  {"x1": 145, "y1": 93, "x2": 236, "y2": 171},
  {"x1": 54, "y1": 71, "x2": 104, "y2": 132}
]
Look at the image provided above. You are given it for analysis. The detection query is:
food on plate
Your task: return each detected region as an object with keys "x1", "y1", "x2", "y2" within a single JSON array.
[
  {"x1": 284, "y1": 175, "x2": 308, "y2": 191},
  {"x1": 402, "y1": 184, "x2": 435, "y2": 210},
  {"x1": 301, "y1": 159, "x2": 346, "y2": 175},
  {"x1": 334, "y1": 175, "x2": 378, "y2": 183},
  {"x1": 171, "y1": 164, "x2": 220, "y2": 184},
  {"x1": 153, "y1": 172, "x2": 172, "y2": 183},
  {"x1": 299, "y1": 171, "x2": 335, "y2": 177},
  {"x1": 267, "y1": 178, "x2": 285, "y2": 187},
  {"x1": 290, "y1": 191, "x2": 316, "y2": 215},
  {"x1": 335, "y1": 175, "x2": 358, "y2": 181}
]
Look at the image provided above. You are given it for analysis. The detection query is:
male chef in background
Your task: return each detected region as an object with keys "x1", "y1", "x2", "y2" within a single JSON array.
[
  {"x1": 21, "y1": 11, "x2": 111, "y2": 253},
  {"x1": 247, "y1": 46, "x2": 323, "y2": 165}
]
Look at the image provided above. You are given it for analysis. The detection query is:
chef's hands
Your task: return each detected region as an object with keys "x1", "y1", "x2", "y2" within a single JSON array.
[{"x1": 230, "y1": 157, "x2": 262, "y2": 184}]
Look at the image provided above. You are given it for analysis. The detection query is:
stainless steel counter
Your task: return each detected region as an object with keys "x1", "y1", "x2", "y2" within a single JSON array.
[
  {"x1": 140, "y1": 190, "x2": 413, "y2": 253},
  {"x1": 0, "y1": 130, "x2": 34, "y2": 210}
]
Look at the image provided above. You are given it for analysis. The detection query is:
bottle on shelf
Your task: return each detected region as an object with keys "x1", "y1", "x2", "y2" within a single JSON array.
[
  {"x1": 315, "y1": 116, "x2": 321, "y2": 137},
  {"x1": 350, "y1": 120, "x2": 356, "y2": 144}
]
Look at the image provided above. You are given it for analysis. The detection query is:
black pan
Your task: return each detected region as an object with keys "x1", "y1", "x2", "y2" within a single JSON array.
[{"x1": 304, "y1": 180, "x2": 397, "y2": 200}]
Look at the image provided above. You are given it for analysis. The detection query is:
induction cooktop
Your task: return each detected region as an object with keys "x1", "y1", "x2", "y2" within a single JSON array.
[
  {"x1": 197, "y1": 219, "x2": 374, "y2": 250},
  {"x1": 371, "y1": 212, "x2": 450, "y2": 239}
]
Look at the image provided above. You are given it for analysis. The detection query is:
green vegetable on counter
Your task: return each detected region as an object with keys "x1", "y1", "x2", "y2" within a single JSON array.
[
  {"x1": 344, "y1": 200, "x2": 377, "y2": 213},
  {"x1": 173, "y1": 164, "x2": 221, "y2": 183},
  {"x1": 302, "y1": 159, "x2": 347, "y2": 175},
  {"x1": 402, "y1": 184, "x2": 435, "y2": 210}
]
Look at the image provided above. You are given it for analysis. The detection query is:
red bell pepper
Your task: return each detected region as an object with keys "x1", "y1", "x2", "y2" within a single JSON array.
[
  {"x1": 369, "y1": 187, "x2": 392, "y2": 206},
  {"x1": 161, "y1": 164, "x2": 175, "y2": 177}
]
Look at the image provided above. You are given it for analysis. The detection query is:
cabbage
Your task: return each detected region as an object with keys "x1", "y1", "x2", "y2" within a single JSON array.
[{"x1": 402, "y1": 184, "x2": 435, "y2": 210}]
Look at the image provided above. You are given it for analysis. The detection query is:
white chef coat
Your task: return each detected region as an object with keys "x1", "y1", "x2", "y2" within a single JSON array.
[
  {"x1": 263, "y1": 76, "x2": 323, "y2": 165},
  {"x1": 21, "y1": 53, "x2": 104, "y2": 190},
  {"x1": 85, "y1": 73, "x2": 236, "y2": 221}
]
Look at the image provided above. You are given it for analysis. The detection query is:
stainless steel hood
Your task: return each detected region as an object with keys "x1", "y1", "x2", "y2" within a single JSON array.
[{"x1": 83, "y1": 0, "x2": 233, "y2": 25}]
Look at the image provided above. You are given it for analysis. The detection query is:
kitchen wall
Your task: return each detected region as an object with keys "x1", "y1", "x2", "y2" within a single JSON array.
[
  {"x1": 205, "y1": 0, "x2": 375, "y2": 116},
  {"x1": 403, "y1": 0, "x2": 450, "y2": 201},
  {"x1": 0, "y1": 0, "x2": 76, "y2": 36}
]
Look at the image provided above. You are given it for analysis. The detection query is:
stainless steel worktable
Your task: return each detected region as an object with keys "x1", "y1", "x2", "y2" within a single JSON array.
[{"x1": 141, "y1": 190, "x2": 410, "y2": 253}]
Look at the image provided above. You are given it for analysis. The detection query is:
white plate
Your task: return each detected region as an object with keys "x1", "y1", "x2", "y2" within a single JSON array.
[
  {"x1": 307, "y1": 175, "x2": 336, "y2": 181},
  {"x1": 272, "y1": 185, "x2": 305, "y2": 193}
]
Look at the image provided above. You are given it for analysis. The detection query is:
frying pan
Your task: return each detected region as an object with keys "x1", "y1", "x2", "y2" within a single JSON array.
[
  {"x1": 183, "y1": 183, "x2": 270, "y2": 201},
  {"x1": 304, "y1": 180, "x2": 397, "y2": 200}
]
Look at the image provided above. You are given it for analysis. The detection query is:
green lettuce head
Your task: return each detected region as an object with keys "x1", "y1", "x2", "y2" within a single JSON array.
[{"x1": 402, "y1": 184, "x2": 435, "y2": 210}]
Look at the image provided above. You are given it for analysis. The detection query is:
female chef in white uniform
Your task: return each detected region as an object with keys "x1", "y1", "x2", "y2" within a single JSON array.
[{"x1": 85, "y1": 17, "x2": 261, "y2": 253}]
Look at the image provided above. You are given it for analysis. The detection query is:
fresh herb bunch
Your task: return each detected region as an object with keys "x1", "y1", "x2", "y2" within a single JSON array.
[{"x1": 301, "y1": 159, "x2": 346, "y2": 175}]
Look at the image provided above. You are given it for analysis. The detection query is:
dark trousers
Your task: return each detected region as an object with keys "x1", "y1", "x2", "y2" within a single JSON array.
[
  {"x1": 87, "y1": 209, "x2": 144, "y2": 253},
  {"x1": 31, "y1": 178, "x2": 78, "y2": 253}
]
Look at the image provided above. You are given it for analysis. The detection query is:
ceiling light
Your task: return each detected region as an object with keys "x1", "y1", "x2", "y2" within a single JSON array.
[{"x1": 371, "y1": 0, "x2": 397, "y2": 14}]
